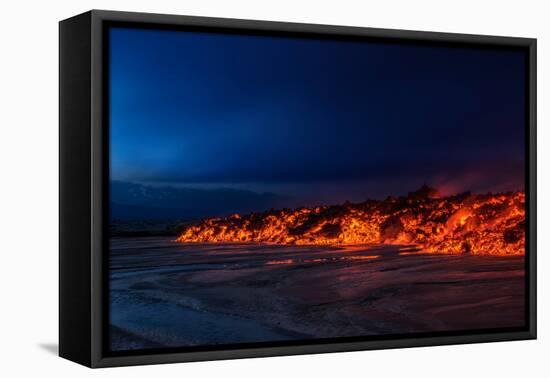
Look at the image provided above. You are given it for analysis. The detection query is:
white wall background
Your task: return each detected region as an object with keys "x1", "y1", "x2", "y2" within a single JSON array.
[{"x1": 0, "y1": 0, "x2": 547, "y2": 376}]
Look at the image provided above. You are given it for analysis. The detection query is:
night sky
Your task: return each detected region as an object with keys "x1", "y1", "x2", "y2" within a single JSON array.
[{"x1": 109, "y1": 27, "x2": 526, "y2": 214}]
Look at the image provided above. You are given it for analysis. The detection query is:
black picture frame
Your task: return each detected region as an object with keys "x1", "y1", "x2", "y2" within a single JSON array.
[{"x1": 59, "y1": 9, "x2": 537, "y2": 368}]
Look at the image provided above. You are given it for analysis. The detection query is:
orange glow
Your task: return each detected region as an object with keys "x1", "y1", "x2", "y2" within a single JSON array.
[
  {"x1": 343, "y1": 255, "x2": 380, "y2": 261},
  {"x1": 265, "y1": 259, "x2": 294, "y2": 265},
  {"x1": 176, "y1": 187, "x2": 525, "y2": 256}
]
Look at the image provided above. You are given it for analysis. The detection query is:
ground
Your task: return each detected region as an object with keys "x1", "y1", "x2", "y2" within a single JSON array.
[{"x1": 109, "y1": 236, "x2": 525, "y2": 351}]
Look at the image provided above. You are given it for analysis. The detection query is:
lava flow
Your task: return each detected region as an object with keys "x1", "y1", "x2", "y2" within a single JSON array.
[{"x1": 176, "y1": 185, "x2": 525, "y2": 255}]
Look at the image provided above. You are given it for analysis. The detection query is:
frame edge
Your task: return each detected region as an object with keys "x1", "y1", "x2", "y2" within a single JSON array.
[{"x1": 59, "y1": 11, "x2": 94, "y2": 368}]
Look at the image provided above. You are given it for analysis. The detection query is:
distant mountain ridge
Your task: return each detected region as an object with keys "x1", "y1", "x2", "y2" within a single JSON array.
[{"x1": 110, "y1": 181, "x2": 287, "y2": 221}]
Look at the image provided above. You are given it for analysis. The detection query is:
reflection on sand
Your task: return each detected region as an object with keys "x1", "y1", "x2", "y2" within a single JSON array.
[{"x1": 109, "y1": 237, "x2": 525, "y2": 351}]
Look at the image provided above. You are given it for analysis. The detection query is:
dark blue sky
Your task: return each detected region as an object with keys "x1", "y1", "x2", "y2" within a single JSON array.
[{"x1": 109, "y1": 27, "x2": 526, "y2": 208}]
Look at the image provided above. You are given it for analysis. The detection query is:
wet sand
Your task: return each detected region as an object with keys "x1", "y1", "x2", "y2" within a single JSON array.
[{"x1": 109, "y1": 237, "x2": 525, "y2": 351}]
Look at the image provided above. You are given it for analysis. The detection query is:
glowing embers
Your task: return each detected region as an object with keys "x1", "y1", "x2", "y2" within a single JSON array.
[{"x1": 176, "y1": 187, "x2": 525, "y2": 256}]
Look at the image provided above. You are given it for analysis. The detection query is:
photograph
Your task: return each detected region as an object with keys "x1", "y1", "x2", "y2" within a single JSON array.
[{"x1": 107, "y1": 25, "x2": 527, "y2": 352}]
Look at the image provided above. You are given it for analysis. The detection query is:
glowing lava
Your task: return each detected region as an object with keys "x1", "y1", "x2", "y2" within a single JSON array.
[{"x1": 176, "y1": 186, "x2": 525, "y2": 255}]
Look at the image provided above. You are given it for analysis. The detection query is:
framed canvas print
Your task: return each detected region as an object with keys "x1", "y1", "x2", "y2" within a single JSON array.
[{"x1": 59, "y1": 10, "x2": 537, "y2": 368}]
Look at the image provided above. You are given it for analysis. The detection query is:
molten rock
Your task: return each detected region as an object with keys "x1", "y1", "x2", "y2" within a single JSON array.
[{"x1": 176, "y1": 188, "x2": 525, "y2": 255}]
